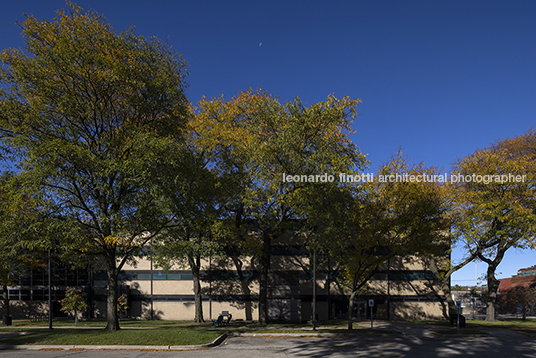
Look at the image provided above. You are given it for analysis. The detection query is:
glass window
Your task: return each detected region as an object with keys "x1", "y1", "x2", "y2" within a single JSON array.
[
  {"x1": 181, "y1": 273, "x2": 193, "y2": 280},
  {"x1": 167, "y1": 273, "x2": 181, "y2": 280},
  {"x1": 153, "y1": 273, "x2": 167, "y2": 280}
]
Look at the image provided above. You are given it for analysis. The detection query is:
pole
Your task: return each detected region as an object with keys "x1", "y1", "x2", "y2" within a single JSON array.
[
  {"x1": 387, "y1": 258, "x2": 390, "y2": 320},
  {"x1": 209, "y1": 255, "x2": 212, "y2": 321},
  {"x1": 370, "y1": 305, "x2": 373, "y2": 329},
  {"x1": 312, "y1": 246, "x2": 317, "y2": 331},
  {"x1": 48, "y1": 248, "x2": 53, "y2": 330},
  {"x1": 456, "y1": 301, "x2": 460, "y2": 332},
  {"x1": 475, "y1": 260, "x2": 477, "y2": 287},
  {"x1": 150, "y1": 259, "x2": 154, "y2": 320}
]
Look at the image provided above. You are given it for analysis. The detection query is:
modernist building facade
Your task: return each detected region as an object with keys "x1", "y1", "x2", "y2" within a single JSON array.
[{"x1": 2, "y1": 244, "x2": 448, "y2": 322}]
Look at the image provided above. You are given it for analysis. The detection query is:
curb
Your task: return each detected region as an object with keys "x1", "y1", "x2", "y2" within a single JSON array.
[
  {"x1": 228, "y1": 332, "x2": 398, "y2": 338},
  {"x1": 0, "y1": 333, "x2": 227, "y2": 351}
]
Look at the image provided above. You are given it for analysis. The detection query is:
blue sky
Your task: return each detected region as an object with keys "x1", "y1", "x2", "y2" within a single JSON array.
[{"x1": 1, "y1": 1, "x2": 535, "y2": 285}]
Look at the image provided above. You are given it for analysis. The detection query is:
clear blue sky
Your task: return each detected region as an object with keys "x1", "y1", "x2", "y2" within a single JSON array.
[{"x1": 1, "y1": 0, "x2": 535, "y2": 285}]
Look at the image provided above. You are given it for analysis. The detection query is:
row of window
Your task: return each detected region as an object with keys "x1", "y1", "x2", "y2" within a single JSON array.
[
  {"x1": 90, "y1": 270, "x2": 437, "y2": 282},
  {"x1": 1, "y1": 288, "x2": 66, "y2": 301},
  {"x1": 93, "y1": 271, "x2": 194, "y2": 281},
  {"x1": 516, "y1": 270, "x2": 536, "y2": 277}
]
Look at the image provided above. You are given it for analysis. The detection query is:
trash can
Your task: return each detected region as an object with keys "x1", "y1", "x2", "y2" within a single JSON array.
[{"x1": 2, "y1": 316, "x2": 12, "y2": 326}]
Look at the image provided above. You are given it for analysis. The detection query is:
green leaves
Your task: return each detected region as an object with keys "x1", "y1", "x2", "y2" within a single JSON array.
[
  {"x1": 452, "y1": 136, "x2": 536, "y2": 253},
  {"x1": 450, "y1": 129, "x2": 536, "y2": 321},
  {"x1": 192, "y1": 89, "x2": 366, "y2": 228},
  {"x1": 0, "y1": 2, "x2": 189, "y2": 244},
  {"x1": 0, "y1": 2, "x2": 190, "y2": 330}
]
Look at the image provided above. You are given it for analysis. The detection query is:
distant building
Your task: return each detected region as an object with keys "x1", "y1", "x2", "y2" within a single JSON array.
[
  {"x1": 450, "y1": 287, "x2": 484, "y2": 317},
  {"x1": 498, "y1": 265, "x2": 536, "y2": 294}
]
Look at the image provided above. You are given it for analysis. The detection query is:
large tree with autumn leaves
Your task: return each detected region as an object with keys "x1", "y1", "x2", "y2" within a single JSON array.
[
  {"x1": 191, "y1": 89, "x2": 367, "y2": 324},
  {"x1": 0, "y1": 3, "x2": 189, "y2": 330},
  {"x1": 309, "y1": 152, "x2": 449, "y2": 329},
  {"x1": 451, "y1": 129, "x2": 536, "y2": 321}
]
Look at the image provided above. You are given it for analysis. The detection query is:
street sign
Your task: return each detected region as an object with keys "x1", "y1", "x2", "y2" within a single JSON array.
[
  {"x1": 368, "y1": 299, "x2": 374, "y2": 307},
  {"x1": 455, "y1": 301, "x2": 461, "y2": 309}
]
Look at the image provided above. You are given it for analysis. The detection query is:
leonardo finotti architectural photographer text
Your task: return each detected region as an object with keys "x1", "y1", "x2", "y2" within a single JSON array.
[{"x1": 282, "y1": 173, "x2": 527, "y2": 184}]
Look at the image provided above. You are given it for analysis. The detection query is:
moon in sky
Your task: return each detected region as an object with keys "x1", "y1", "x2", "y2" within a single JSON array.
[{"x1": 259, "y1": 42, "x2": 262, "y2": 47}]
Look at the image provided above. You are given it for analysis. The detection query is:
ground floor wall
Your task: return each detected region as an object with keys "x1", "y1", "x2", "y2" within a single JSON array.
[{"x1": 2, "y1": 294, "x2": 446, "y2": 322}]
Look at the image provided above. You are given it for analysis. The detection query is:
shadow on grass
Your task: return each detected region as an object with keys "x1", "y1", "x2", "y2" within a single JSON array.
[
  {"x1": 409, "y1": 318, "x2": 536, "y2": 330},
  {"x1": 0, "y1": 328, "x2": 222, "y2": 346}
]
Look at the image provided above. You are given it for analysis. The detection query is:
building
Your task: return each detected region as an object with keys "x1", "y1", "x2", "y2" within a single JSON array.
[
  {"x1": 499, "y1": 265, "x2": 536, "y2": 294},
  {"x1": 450, "y1": 287, "x2": 485, "y2": 317},
  {"x1": 1, "y1": 245, "x2": 449, "y2": 322}
]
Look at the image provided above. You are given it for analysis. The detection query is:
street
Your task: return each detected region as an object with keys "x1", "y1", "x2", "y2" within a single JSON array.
[{"x1": 1, "y1": 326, "x2": 536, "y2": 358}]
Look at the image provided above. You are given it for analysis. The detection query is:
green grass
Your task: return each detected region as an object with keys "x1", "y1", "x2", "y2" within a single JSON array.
[
  {"x1": 0, "y1": 328, "x2": 222, "y2": 346},
  {"x1": 0, "y1": 319, "x2": 401, "y2": 346},
  {"x1": 4, "y1": 319, "x2": 215, "y2": 328},
  {"x1": 411, "y1": 318, "x2": 536, "y2": 330}
]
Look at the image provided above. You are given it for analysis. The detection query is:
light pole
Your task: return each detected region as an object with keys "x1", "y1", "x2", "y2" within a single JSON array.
[
  {"x1": 312, "y1": 245, "x2": 317, "y2": 331},
  {"x1": 209, "y1": 255, "x2": 212, "y2": 321},
  {"x1": 48, "y1": 248, "x2": 53, "y2": 330}
]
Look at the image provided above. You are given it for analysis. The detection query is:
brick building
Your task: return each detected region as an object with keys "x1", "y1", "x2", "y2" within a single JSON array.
[{"x1": 499, "y1": 265, "x2": 536, "y2": 294}]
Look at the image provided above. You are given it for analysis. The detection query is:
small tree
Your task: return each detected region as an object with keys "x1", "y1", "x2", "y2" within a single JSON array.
[
  {"x1": 60, "y1": 288, "x2": 87, "y2": 325},
  {"x1": 502, "y1": 286, "x2": 536, "y2": 320}
]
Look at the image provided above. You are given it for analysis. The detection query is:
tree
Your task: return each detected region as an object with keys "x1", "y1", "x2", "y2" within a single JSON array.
[
  {"x1": 0, "y1": 3, "x2": 189, "y2": 330},
  {"x1": 60, "y1": 288, "x2": 87, "y2": 325},
  {"x1": 149, "y1": 115, "x2": 229, "y2": 323},
  {"x1": 501, "y1": 286, "x2": 536, "y2": 320},
  {"x1": 0, "y1": 172, "x2": 48, "y2": 323},
  {"x1": 191, "y1": 89, "x2": 366, "y2": 324},
  {"x1": 320, "y1": 152, "x2": 449, "y2": 329},
  {"x1": 452, "y1": 133, "x2": 536, "y2": 321}
]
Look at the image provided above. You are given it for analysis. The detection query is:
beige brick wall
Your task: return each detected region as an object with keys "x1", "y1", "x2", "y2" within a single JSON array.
[{"x1": 391, "y1": 301, "x2": 445, "y2": 320}]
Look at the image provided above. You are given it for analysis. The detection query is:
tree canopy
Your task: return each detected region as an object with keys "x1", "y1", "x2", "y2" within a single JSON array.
[
  {"x1": 191, "y1": 89, "x2": 367, "y2": 324},
  {"x1": 451, "y1": 130, "x2": 536, "y2": 321},
  {"x1": 0, "y1": 3, "x2": 190, "y2": 330}
]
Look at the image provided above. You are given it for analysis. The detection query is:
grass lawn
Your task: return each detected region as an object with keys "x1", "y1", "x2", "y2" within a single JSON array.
[
  {"x1": 0, "y1": 328, "x2": 222, "y2": 346},
  {"x1": 0, "y1": 319, "x2": 400, "y2": 346},
  {"x1": 4, "y1": 319, "x2": 215, "y2": 328},
  {"x1": 412, "y1": 318, "x2": 536, "y2": 330}
]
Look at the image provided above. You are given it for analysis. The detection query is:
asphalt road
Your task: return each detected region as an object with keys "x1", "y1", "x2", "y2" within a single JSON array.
[
  {"x1": 1, "y1": 330, "x2": 536, "y2": 358},
  {"x1": 2, "y1": 321, "x2": 536, "y2": 358}
]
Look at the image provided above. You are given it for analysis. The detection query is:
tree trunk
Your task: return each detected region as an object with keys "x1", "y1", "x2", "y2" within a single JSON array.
[
  {"x1": 189, "y1": 253, "x2": 204, "y2": 323},
  {"x1": 480, "y1": 243, "x2": 507, "y2": 322},
  {"x1": 2, "y1": 283, "x2": 9, "y2": 318},
  {"x1": 347, "y1": 290, "x2": 358, "y2": 330},
  {"x1": 485, "y1": 263, "x2": 500, "y2": 322},
  {"x1": 105, "y1": 264, "x2": 120, "y2": 331},
  {"x1": 258, "y1": 232, "x2": 271, "y2": 325},
  {"x1": 428, "y1": 257, "x2": 453, "y2": 320},
  {"x1": 232, "y1": 255, "x2": 253, "y2": 321}
]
